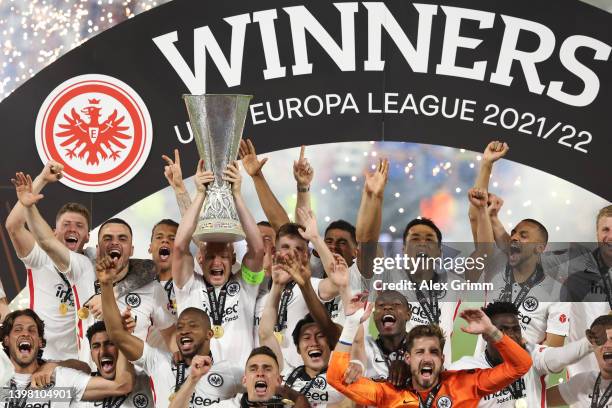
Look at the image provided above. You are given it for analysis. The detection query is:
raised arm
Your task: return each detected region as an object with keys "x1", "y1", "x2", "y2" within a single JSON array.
[
  {"x1": 173, "y1": 160, "x2": 213, "y2": 289},
  {"x1": 468, "y1": 141, "x2": 508, "y2": 243},
  {"x1": 465, "y1": 188, "x2": 495, "y2": 282},
  {"x1": 355, "y1": 158, "x2": 388, "y2": 279},
  {"x1": 293, "y1": 146, "x2": 313, "y2": 226},
  {"x1": 98, "y1": 256, "x2": 145, "y2": 362},
  {"x1": 239, "y1": 139, "x2": 289, "y2": 231},
  {"x1": 327, "y1": 290, "x2": 378, "y2": 406},
  {"x1": 81, "y1": 350, "x2": 135, "y2": 400},
  {"x1": 223, "y1": 160, "x2": 264, "y2": 272},
  {"x1": 459, "y1": 309, "x2": 532, "y2": 396},
  {"x1": 285, "y1": 247, "x2": 342, "y2": 349},
  {"x1": 258, "y1": 273, "x2": 286, "y2": 372},
  {"x1": 0, "y1": 279, "x2": 9, "y2": 323},
  {"x1": 168, "y1": 355, "x2": 212, "y2": 408},
  {"x1": 163, "y1": 149, "x2": 192, "y2": 217},
  {"x1": 487, "y1": 193, "x2": 511, "y2": 253},
  {"x1": 6, "y1": 162, "x2": 63, "y2": 258},
  {"x1": 12, "y1": 173, "x2": 71, "y2": 272}
]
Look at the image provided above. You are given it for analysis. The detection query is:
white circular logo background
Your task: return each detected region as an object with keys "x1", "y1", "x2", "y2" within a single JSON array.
[{"x1": 35, "y1": 74, "x2": 152, "y2": 192}]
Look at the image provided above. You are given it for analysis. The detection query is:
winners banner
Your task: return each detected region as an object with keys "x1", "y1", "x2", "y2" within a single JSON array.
[{"x1": 0, "y1": 0, "x2": 611, "y2": 296}]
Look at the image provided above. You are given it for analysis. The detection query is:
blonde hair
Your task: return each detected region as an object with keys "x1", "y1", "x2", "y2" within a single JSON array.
[{"x1": 597, "y1": 205, "x2": 612, "y2": 228}]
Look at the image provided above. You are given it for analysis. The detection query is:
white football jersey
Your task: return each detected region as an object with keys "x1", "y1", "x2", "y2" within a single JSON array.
[
  {"x1": 1, "y1": 367, "x2": 89, "y2": 408},
  {"x1": 254, "y1": 278, "x2": 326, "y2": 370},
  {"x1": 133, "y1": 343, "x2": 243, "y2": 408},
  {"x1": 174, "y1": 269, "x2": 259, "y2": 367},
  {"x1": 363, "y1": 335, "x2": 396, "y2": 380},
  {"x1": 281, "y1": 366, "x2": 344, "y2": 407},
  {"x1": 79, "y1": 371, "x2": 154, "y2": 408},
  {"x1": 66, "y1": 251, "x2": 176, "y2": 366},
  {"x1": 19, "y1": 243, "x2": 79, "y2": 360},
  {"x1": 558, "y1": 371, "x2": 612, "y2": 408},
  {"x1": 381, "y1": 267, "x2": 462, "y2": 361},
  {"x1": 485, "y1": 268, "x2": 570, "y2": 344}
]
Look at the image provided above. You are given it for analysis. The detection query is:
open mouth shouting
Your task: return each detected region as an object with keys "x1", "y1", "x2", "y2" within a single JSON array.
[
  {"x1": 108, "y1": 247, "x2": 122, "y2": 261},
  {"x1": 158, "y1": 246, "x2": 171, "y2": 262},
  {"x1": 16, "y1": 337, "x2": 34, "y2": 357},
  {"x1": 509, "y1": 241, "x2": 522, "y2": 263},
  {"x1": 381, "y1": 314, "x2": 397, "y2": 331},
  {"x1": 306, "y1": 348, "x2": 324, "y2": 364},
  {"x1": 64, "y1": 233, "x2": 80, "y2": 250},
  {"x1": 100, "y1": 355, "x2": 115, "y2": 375},
  {"x1": 603, "y1": 350, "x2": 612, "y2": 362},
  {"x1": 419, "y1": 364, "x2": 434, "y2": 382},
  {"x1": 178, "y1": 335, "x2": 194, "y2": 353},
  {"x1": 254, "y1": 380, "x2": 268, "y2": 398}
]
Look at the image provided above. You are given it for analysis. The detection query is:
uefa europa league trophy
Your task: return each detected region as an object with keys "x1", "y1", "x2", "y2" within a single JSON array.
[{"x1": 183, "y1": 94, "x2": 253, "y2": 242}]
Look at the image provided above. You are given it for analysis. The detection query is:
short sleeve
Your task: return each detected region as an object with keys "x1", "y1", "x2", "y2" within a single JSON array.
[
  {"x1": 132, "y1": 342, "x2": 161, "y2": 375},
  {"x1": 20, "y1": 242, "x2": 51, "y2": 269},
  {"x1": 55, "y1": 367, "x2": 91, "y2": 402},
  {"x1": 546, "y1": 302, "x2": 570, "y2": 336},
  {"x1": 557, "y1": 372, "x2": 588, "y2": 405},
  {"x1": 310, "y1": 277, "x2": 323, "y2": 301},
  {"x1": 65, "y1": 251, "x2": 95, "y2": 284},
  {"x1": 151, "y1": 284, "x2": 176, "y2": 331}
]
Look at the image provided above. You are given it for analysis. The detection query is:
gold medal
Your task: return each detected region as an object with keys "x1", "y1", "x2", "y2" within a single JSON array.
[
  {"x1": 168, "y1": 393, "x2": 175, "y2": 402},
  {"x1": 281, "y1": 399, "x2": 295, "y2": 406},
  {"x1": 514, "y1": 398, "x2": 527, "y2": 408},
  {"x1": 58, "y1": 303, "x2": 68, "y2": 316},
  {"x1": 77, "y1": 307, "x2": 89, "y2": 320},
  {"x1": 274, "y1": 331, "x2": 284, "y2": 344},
  {"x1": 212, "y1": 325, "x2": 224, "y2": 338}
]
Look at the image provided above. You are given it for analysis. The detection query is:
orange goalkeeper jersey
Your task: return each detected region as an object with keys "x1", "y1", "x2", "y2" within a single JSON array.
[{"x1": 327, "y1": 335, "x2": 532, "y2": 408}]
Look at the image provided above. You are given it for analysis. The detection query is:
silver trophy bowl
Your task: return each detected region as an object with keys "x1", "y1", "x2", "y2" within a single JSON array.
[{"x1": 183, "y1": 94, "x2": 252, "y2": 242}]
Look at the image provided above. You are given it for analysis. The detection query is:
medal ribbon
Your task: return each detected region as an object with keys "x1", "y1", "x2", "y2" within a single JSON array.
[
  {"x1": 56, "y1": 272, "x2": 73, "y2": 304},
  {"x1": 205, "y1": 281, "x2": 228, "y2": 327},
  {"x1": 284, "y1": 366, "x2": 327, "y2": 396},
  {"x1": 591, "y1": 373, "x2": 612, "y2": 408},
  {"x1": 593, "y1": 249, "x2": 612, "y2": 310},
  {"x1": 417, "y1": 382, "x2": 442, "y2": 408},
  {"x1": 501, "y1": 263, "x2": 544, "y2": 308},
  {"x1": 374, "y1": 335, "x2": 408, "y2": 369},
  {"x1": 407, "y1": 273, "x2": 440, "y2": 324},
  {"x1": 275, "y1": 282, "x2": 296, "y2": 333}
]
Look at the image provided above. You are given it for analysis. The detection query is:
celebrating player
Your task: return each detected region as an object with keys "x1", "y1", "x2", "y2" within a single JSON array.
[
  {"x1": 327, "y1": 286, "x2": 532, "y2": 407},
  {"x1": 547, "y1": 315, "x2": 612, "y2": 407},
  {"x1": 451, "y1": 301, "x2": 597, "y2": 407},
  {"x1": 98, "y1": 255, "x2": 244, "y2": 408},
  {"x1": 0, "y1": 309, "x2": 135, "y2": 407},
  {"x1": 172, "y1": 159, "x2": 265, "y2": 366}
]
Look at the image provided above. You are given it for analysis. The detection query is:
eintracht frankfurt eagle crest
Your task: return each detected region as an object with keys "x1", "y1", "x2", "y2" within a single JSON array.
[{"x1": 35, "y1": 74, "x2": 152, "y2": 192}]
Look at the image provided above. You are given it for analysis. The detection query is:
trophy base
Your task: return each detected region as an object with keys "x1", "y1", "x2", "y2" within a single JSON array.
[{"x1": 193, "y1": 219, "x2": 245, "y2": 243}]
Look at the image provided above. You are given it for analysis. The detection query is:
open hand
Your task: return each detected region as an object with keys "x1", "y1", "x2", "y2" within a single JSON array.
[
  {"x1": 12, "y1": 173, "x2": 44, "y2": 207},
  {"x1": 364, "y1": 158, "x2": 389, "y2": 198},
  {"x1": 239, "y1": 139, "x2": 268, "y2": 177}
]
